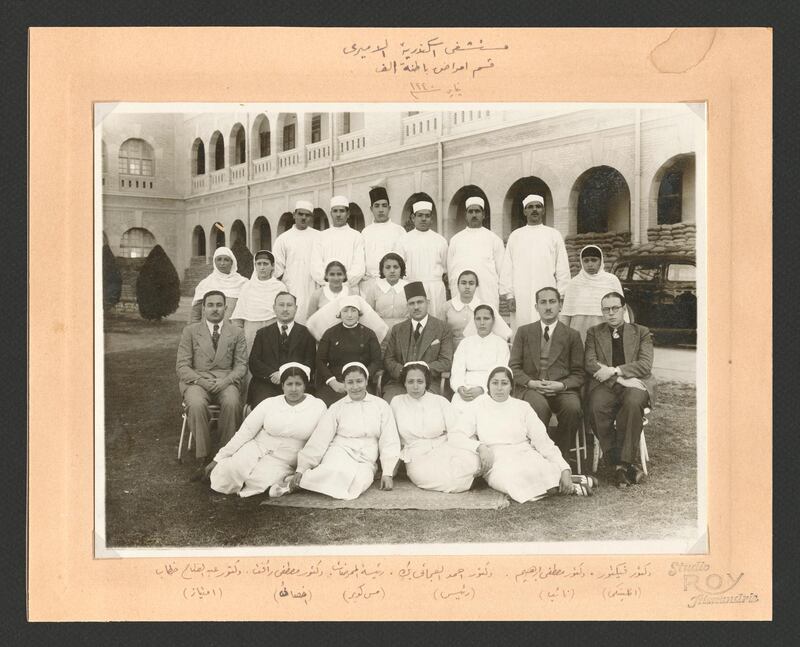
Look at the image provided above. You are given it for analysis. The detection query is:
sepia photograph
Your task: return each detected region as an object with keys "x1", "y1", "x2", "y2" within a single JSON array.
[{"x1": 96, "y1": 102, "x2": 705, "y2": 556}]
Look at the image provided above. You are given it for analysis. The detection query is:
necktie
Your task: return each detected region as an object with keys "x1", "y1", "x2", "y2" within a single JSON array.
[
  {"x1": 543, "y1": 325, "x2": 550, "y2": 342},
  {"x1": 414, "y1": 322, "x2": 422, "y2": 342},
  {"x1": 212, "y1": 324, "x2": 220, "y2": 351},
  {"x1": 612, "y1": 326, "x2": 621, "y2": 340},
  {"x1": 280, "y1": 324, "x2": 288, "y2": 343}
]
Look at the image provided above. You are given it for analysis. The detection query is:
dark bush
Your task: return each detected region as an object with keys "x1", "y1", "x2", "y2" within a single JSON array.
[
  {"x1": 231, "y1": 239, "x2": 254, "y2": 278},
  {"x1": 136, "y1": 245, "x2": 181, "y2": 320},
  {"x1": 102, "y1": 244, "x2": 122, "y2": 310}
]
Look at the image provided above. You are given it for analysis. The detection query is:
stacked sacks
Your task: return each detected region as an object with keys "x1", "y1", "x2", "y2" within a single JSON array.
[{"x1": 639, "y1": 223, "x2": 696, "y2": 257}]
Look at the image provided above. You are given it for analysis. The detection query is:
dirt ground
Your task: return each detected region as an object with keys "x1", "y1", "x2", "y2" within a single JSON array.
[{"x1": 102, "y1": 310, "x2": 699, "y2": 548}]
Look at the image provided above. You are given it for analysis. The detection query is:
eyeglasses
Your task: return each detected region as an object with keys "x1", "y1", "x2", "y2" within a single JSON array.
[{"x1": 601, "y1": 305, "x2": 623, "y2": 315}]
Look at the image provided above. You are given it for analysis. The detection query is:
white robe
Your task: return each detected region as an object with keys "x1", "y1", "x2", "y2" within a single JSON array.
[
  {"x1": 449, "y1": 333, "x2": 510, "y2": 411},
  {"x1": 273, "y1": 226, "x2": 321, "y2": 324},
  {"x1": 310, "y1": 224, "x2": 366, "y2": 289},
  {"x1": 209, "y1": 395, "x2": 327, "y2": 497},
  {"x1": 457, "y1": 395, "x2": 569, "y2": 503},
  {"x1": 499, "y1": 224, "x2": 571, "y2": 330},
  {"x1": 447, "y1": 226, "x2": 505, "y2": 311},
  {"x1": 361, "y1": 220, "x2": 406, "y2": 282},
  {"x1": 390, "y1": 392, "x2": 480, "y2": 493},
  {"x1": 297, "y1": 393, "x2": 401, "y2": 500},
  {"x1": 396, "y1": 228, "x2": 448, "y2": 317}
]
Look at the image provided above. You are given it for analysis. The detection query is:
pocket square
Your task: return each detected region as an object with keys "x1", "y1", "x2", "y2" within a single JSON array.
[{"x1": 431, "y1": 339, "x2": 440, "y2": 346}]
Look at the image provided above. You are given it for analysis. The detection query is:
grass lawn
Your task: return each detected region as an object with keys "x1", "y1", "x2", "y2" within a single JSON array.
[{"x1": 103, "y1": 311, "x2": 698, "y2": 548}]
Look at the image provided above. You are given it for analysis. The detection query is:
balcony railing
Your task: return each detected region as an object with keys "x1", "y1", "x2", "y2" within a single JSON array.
[
  {"x1": 306, "y1": 140, "x2": 331, "y2": 163},
  {"x1": 449, "y1": 109, "x2": 492, "y2": 129},
  {"x1": 338, "y1": 130, "x2": 366, "y2": 155},
  {"x1": 118, "y1": 174, "x2": 156, "y2": 192},
  {"x1": 252, "y1": 155, "x2": 273, "y2": 178},
  {"x1": 402, "y1": 113, "x2": 439, "y2": 142},
  {"x1": 209, "y1": 168, "x2": 228, "y2": 188},
  {"x1": 278, "y1": 149, "x2": 302, "y2": 169},
  {"x1": 191, "y1": 175, "x2": 206, "y2": 193},
  {"x1": 230, "y1": 162, "x2": 247, "y2": 183}
]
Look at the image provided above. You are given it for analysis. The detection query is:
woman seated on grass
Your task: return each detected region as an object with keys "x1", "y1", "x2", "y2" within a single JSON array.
[
  {"x1": 280, "y1": 362, "x2": 400, "y2": 501},
  {"x1": 458, "y1": 366, "x2": 597, "y2": 503},
  {"x1": 203, "y1": 363, "x2": 326, "y2": 498},
  {"x1": 390, "y1": 361, "x2": 480, "y2": 493},
  {"x1": 305, "y1": 260, "x2": 357, "y2": 320}
]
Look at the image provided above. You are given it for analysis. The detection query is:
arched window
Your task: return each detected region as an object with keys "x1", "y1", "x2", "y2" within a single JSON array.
[
  {"x1": 312, "y1": 208, "x2": 329, "y2": 231},
  {"x1": 401, "y1": 193, "x2": 438, "y2": 232},
  {"x1": 118, "y1": 138, "x2": 154, "y2": 176},
  {"x1": 210, "y1": 222, "x2": 226, "y2": 249},
  {"x1": 252, "y1": 114, "x2": 271, "y2": 159},
  {"x1": 191, "y1": 138, "x2": 205, "y2": 176},
  {"x1": 120, "y1": 227, "x2": 156, "y2": 258},
  {"x1": 192, "y1": 225, "x2": 206, "y2": 257},
  {"x1": 278, "y1": 212, "x2": 294, "y2": 235},
  {"x1": 230, "y1": 220, "x2": 246, "y2": 248},
  {"x1": 279, "y1": 114, "x2": 297, "y2": 152},
  {"x1": 348, "y1": 202, "x2": 365, "y2": 232},
  {"x1": 210, "y1": 131, "x2": 225, "y2": 170},
  {"x1": 252, "y1": 216, "x2": 272, "y2": 249},
  {"x1": 572, "y1": 166, "x2": 631, "y2": 234},
  {"x1": 230, "y1": 123, "x2": 246, "y2": 165},
  {"x1": 654, "y1": 153, "x2": 696, "y2": 225},
  {"x1": 503, "y1": 176, "x2": 554, "y2": 236}
]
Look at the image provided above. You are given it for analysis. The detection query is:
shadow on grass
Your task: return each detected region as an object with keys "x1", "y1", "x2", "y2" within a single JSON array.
[{"x1": 103, "y1": 318, "x2": 698, "y2": 548}]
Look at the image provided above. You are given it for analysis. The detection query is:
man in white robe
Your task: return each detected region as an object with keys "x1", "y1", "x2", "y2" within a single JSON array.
[
  {"x1": 273, "y1": 200, "x2": 320, "y2": 324},
  {"x1": 310, "y1": 195, "x2": 366, "y2": 289},
  {"x1": 446, "y1": 196, "x2": 505, "y2": 311},
  {"x1": 499, "y1": 194, "x2": 571, "y2": 332},
  {"x1": 396, "y1": 200, "x2": 448, "y2": 317},
  {"x1": 360, "y1": 186, "x2": 406, "y2": 292}
]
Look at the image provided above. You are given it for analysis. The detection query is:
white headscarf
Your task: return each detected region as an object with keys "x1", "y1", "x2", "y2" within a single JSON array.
[
  {"x1": 306, "y1": 294, "x2": 389, "y2": 343},
  {"x1": 561, "y1": 245, "x2": 628, "y2": 318},
  {"x1": 192, "y1": 246, "x2": 248, "y2": 304},
  {"x1": 229, "y1": 258, "x2": 286, "y2": 322},
  {"x1": 462, "y1": 303, "x2": 513, "y2": 341}
]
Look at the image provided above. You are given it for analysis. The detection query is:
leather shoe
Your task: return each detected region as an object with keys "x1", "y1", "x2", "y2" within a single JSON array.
[
  {"x1": 627, "y1": 464, "x2": 645, "y2": 485},
  {"x1": 615, "y1": 466, "x2": 631, "y2": 488}
]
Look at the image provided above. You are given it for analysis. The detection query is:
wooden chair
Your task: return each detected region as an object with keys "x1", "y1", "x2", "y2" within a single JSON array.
[
  {"x1": 591, "y1": 407, "x2": 651, "y2": 474},
  {"x1": 548, "y1": 413, "x2": 589, "y2": 474},
  {"x1": 177, "y1": 402, "x2": 220, "y2": 462}
]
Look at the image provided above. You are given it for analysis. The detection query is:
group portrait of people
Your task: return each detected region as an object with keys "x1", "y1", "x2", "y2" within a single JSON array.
[{"x1": 175, "y1": 186, "x2": 657, "y2": 506}]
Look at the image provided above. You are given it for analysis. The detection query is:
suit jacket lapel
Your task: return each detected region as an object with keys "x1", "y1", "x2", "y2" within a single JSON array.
[
  {"x1": 415, "y1": 320, "x2": 437, "y2": 355},
  {"x1": 198, "y1": 321, "x2": 216, "y2": 361},
  {"x1": 599, "y1": 325, "x2": 613, "y2": 367},
  {"x1": 213, "y1": 322, "x2": 232, "y2": 365},
  {"x1": 622, "y1": 323, "x2": 636, "y2": 363},
  {"x1": 548, "y1": 322, "x2": 565, "y2": 365},
  {"x1": 528, "y1": 325, "x2": 542, "y2": 370}
]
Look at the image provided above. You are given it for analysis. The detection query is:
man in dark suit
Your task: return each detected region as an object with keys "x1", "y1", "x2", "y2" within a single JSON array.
[
  {"x1": 176, "y1": 290, "x2": 248, "y2": 474},
  {"x1": 585, "y1": 291, "x2": 657, "y2": 487},
  {"x1": 510, "y1": 286, "x2": 584, "y2": 458},
  {"x1": 382, "y1": 281, "x2": 453, "y2": 402},
  {"x1": 247, "y1": 291, "x2": 316, "y2": 406}
]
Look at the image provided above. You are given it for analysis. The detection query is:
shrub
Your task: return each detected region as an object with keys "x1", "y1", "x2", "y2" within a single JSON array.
[
  {"x1": 102, "y1": 244, "x2": 122, "y2": 310},
  {"x1": 231, "y1": 239, "x2": 254, "y2": 278},
  {"x1": 136, "y1": 245, "x2": 181, "y2": 320}
]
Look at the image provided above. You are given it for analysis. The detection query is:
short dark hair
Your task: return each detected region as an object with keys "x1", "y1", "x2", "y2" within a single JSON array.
[
  {"x1": 274, "y1": 291, "x2": 297, "y2": 304},
  {"x1": 535, "y1": 286, "x2": 561, "y2": 303},
  {"x1": 279, "y1": 366, "x2": 309, "y2": 388},
  {"x1": 400, "y1": 362, "x2": 432, "y2": 390},
  {"x1": 342, "y1": 363, "x2": 368, "y2": 381},
  {"x1": 457, "y1": 269, "x2": 480, "y2": 287},
  {"x1": 379, "y1": 252, "x2": 407, "y2": 278},
  {"x1": 325, "y1": 260, "x2": 348, "y2": 281},
  {"x1": 487, "y1": 366, "x2": 513, "y2": 391},
  {"x1": 473, "y1": 304, "x2": 495, "y2": 319},
  {"x1": 601, "y1": 291, "x2": 626, "y2": 307},
  {"x1": 202, "y1": 290, "x2": 226, "y2": 305}
]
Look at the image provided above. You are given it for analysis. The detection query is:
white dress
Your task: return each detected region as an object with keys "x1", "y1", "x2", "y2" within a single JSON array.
[
  {"x1": 361, "y1": 220, "x2": 406, "y2": 283},
  {"x1": 209, "y1": 395, "x2": 327, "y2": 497},
  {"x1": 273, "y1": 226, "x2": 321, "y2": 324},
  {"x1": 230, "y1": 276, "x2": 287, "y2": 354},
  {"x1": 297, "y1": 393, "x2": 401, "y2": 500},
  {"x1": 458, "y1": 395, "x2": 569, "y2": 503},
  {"x1": 310, "y1": 224, "x2": 366, "y2": 289},
  {"x1": 498, "y1": 224, "x2": 571, "y2": 330},
  {"x1": 449, "y1": 333, "x2": 510, "y2": 412},
  {"x1": 446, "y1": 226, "x2": 505, "y2": 311},
  {"x1": 396, "y1": 228, "x2": 448, "y2": 317},
  {"x1": 391, "y1": 392, "x2": 480, "y2": 493}
]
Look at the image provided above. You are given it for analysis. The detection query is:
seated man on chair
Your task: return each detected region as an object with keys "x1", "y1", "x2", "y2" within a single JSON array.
[
  {"x1": 509, "y1": 286, "x2": 584, "y2": 460},
  {"x1": 585, "y1": 291, "x2": 656, "y2": 488},
  {"x1": 382, "y1": 281, "x2": 454, "y2": 402},
  {"x1": 176, "y1": 290, "x2": 248, "y2": 479}
]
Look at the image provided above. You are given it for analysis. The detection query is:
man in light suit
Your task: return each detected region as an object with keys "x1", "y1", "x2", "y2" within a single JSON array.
[
  {"x1": 176, "y1": 290, "x2": 248, "y2": 476},
  {"x1": 510, "y1": 287, "x2": 584, "y2": 459},
  {"x1": 382, "y1": 281, "x2": 453, "y2": 402},
  {"x1": 585, "y1": 291, "x2": 657, "y2": 487},
  {"x1": 247, "y1": 291, "x2": 316, "y2": 407}
]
